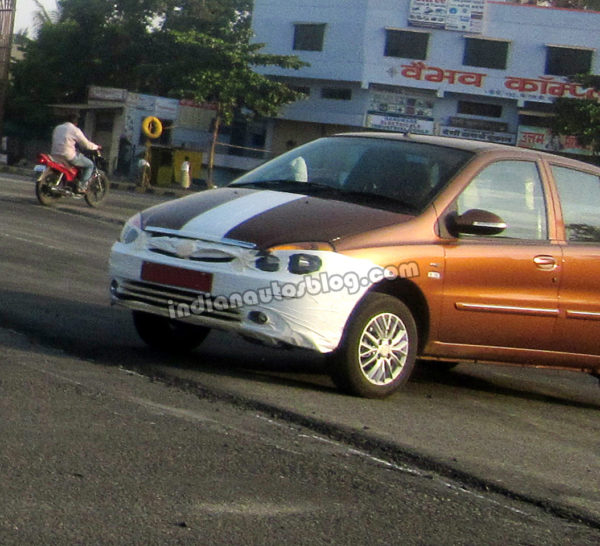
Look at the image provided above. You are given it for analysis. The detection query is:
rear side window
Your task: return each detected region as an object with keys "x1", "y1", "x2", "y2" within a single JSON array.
[
  {"x1": 457, "y1": 160, "x2": 547, "y2": 240},
  {"x1": 552, "y1": 166, "x2": 600, "y2": 242}
]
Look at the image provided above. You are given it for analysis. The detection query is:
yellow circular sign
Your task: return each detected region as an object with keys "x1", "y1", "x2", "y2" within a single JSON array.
[{"x1": 142, "y1": 116, "x2": 163, "y2": 139}]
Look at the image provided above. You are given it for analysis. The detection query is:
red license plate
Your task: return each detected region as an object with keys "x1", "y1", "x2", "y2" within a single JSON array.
[{"x1": 141, "y1": 262, "x2": 212, "y2": 292}]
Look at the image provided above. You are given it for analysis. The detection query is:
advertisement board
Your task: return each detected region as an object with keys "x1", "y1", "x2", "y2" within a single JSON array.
[{"x1": 408, "y1": 0, "x2": 485, "y2": 33}]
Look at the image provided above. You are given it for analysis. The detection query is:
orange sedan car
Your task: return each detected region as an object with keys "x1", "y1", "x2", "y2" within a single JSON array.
[{"x1": 110, "y1": 133, "x2": 600, "y2": 398}]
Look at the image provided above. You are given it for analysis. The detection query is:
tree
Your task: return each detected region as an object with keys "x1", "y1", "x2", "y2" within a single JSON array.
[
  {"x1": 6, "y1": 0, "x2": 307, "y2": 170},
  {"x1": 552, "y1": 75, "x2": 600, "y2": 154},
  {"x1": 168, "y1": 30, "x2": 306, "y2": 185},
  {"x1": 7, "y1": 0, "x2": 162, "y2": 136},
  {"x1": 554, "y1": 0, "x2": 600, "y2": 8}
]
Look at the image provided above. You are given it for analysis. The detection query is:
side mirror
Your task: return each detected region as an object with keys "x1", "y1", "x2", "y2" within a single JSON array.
[{"x1": 446, "y1": 208, "x2": 507, "y2": 237}]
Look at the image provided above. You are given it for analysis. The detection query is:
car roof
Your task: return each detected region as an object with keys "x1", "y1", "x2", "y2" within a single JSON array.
[{"x1": 334, "y1": 131, "x2": 600, "y2": 173}]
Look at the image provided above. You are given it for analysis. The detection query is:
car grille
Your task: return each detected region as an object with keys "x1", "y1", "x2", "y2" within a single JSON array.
[
  {"x1": 147, "y1": 248, "x2": 235, "y2": 262},
  {"x1": 146, "y1": 234, "x2": 239, "y2": 263},
  {"x1": 114, "y1": 280, "x2": 242, "y2": 323}
]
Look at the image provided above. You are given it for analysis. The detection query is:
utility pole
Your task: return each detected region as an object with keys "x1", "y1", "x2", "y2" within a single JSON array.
[{"x1": 0, "y1": 0, "x2": 16, "y2": 145}]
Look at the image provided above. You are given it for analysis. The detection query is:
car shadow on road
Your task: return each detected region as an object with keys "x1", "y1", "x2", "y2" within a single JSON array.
[
  {"x1": 412, "y1": 363, "x2": 600, "y2": 409},
  {"x1": 0, "y1": 289, "x2": 337, "y2": 396},
  {"x1": 0, "y1": 289, "x2": 598, "y2": 408}
]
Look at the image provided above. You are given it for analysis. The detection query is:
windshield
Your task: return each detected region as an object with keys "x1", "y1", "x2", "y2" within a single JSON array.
[{"x1": 231, "y1": 136, "x2": 474, "y2": 212}]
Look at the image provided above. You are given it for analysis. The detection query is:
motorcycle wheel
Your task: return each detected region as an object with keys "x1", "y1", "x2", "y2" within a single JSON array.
[
  {"x1": 85, "y1": 171, "x2": 109, "y2": 207},
  {"x1": 35, "y1": 169, "x2": 63, "y2": 206}
]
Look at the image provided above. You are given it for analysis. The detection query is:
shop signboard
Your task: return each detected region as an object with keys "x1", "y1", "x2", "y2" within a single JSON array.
[
  {"x1": 366, "y1": 113, "x2": 435, "y2": 134},
  {"x1": 155, "y1": 97, "x2": 179, "y2": 120},
  {"x1": 368, "y1": 85, "x2": 434, "y2": 118},
  {"x1": 366, "y1": 85, "x2": 435, "y2": 134},
  {"x1": 127, "y1": 93, "x2": 156, "y2": 113},
  {"x1": 88, "y1": 86, "x2": 127, "y2": 102},
  {"x1": 387, "y1": 61, "x2": 599, "y2": 104},
  {"x1": 517, "y1": 125, "x2": 593, "y2": 156},
  {"x1": 440, "y1": 125, "x2": 516, "y2": 145}
]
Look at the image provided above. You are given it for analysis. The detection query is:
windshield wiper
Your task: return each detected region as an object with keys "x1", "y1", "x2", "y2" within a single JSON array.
[
  {"x1": 232, "y1": 180, "x2": 417, "y2": 211},
  {"x1": 232, "y1": 180, "x2": 342, "y2": 194},
  {"x1": 338, "y1": 189, "x2": 416, "y2": 211},
  {"x1": 233, "y1": 179, "x2": 333, "y2": 189}
]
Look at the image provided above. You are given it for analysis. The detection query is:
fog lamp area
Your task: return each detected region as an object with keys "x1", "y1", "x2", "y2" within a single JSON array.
[{"x1": 288, "y1": 253, "x2": 322, "y2": 274}]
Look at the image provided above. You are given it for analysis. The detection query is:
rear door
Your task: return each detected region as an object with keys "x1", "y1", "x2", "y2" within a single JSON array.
[
  {"x1": 549, "y1": 164, "x2": 600, "y2": 358},
  {"x1": 438, "y1": 159, "x2": 561, "y2": 354}
]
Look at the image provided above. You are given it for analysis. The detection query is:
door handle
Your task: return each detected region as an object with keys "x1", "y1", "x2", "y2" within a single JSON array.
[{"x1": 533, "y1": 255, "x2": 557, "y2": 270}]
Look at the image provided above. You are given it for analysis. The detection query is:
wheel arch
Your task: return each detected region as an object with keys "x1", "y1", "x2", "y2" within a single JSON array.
[{"x1": 369, "y1": 278, "x2": 430, "y2": 352}]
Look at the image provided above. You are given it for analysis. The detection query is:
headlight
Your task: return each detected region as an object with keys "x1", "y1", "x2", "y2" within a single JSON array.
[
  {"x1": 288, "y1": 253, "x2": 322, "y2": 274},
  {"x1": 255, "y1": 252, "x2": 281, "y2": 272},
  {"x1": 119, "y1": 213, "x2": 142, "y2": 244},
  {"x1": 269, "y1": 242, "x2": 333, "y2": 252},
  {"x1": 256, "y1": 242, "x2": 333, "y2": 274}
]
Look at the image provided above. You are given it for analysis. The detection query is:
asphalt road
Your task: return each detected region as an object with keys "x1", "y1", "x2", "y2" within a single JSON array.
[{"x1": 1, "y1": 173, "x2": 599, "y2": 543}]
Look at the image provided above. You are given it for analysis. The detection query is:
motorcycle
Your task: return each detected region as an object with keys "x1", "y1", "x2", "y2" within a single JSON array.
[{"x1": 35, "y1": 149, "x2": 109, "y2": 207}]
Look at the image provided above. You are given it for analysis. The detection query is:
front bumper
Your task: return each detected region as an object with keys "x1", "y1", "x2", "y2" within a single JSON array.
[{"x1": 109, "y1": 239, "x2": 377, "y2": 353}]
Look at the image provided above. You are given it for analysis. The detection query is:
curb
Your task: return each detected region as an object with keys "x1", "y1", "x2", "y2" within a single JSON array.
[
  {"x1": 1, "y1": 164, "x2": 198, "y2": 198},
  {"x1": 109, "y1": 180, "x2": 199, "y2": 198}
]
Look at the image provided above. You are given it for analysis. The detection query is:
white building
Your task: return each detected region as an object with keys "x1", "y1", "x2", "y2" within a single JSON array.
[{"x1": 251, "y1": 0, "x2": 600, "y2": 159}]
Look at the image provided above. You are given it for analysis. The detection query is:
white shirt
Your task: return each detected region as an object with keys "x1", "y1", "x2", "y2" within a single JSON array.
[{"x1": 51, "y1": 122, "x2": 99, "y2": 161}]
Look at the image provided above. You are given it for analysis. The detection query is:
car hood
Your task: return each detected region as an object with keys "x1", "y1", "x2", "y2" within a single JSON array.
[{"x1": 141, "y1": 187, "x2": 413, "y2": 248}]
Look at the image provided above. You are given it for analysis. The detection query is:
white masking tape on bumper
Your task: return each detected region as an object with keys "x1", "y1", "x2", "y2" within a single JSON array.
[{"x1": 110, "y1": 243, "x2": 383, "y2": 353}]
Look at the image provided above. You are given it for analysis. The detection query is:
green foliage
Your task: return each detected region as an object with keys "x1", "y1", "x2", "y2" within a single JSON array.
[
  {"x1": 552, "y1": 74, "x2": 600, "y2": 153},
  {"x1": 6, "y1": 0, "x2": 304, "y2": 138},
  {"x1": 169, "y1": 31, "x2": 307, "y2": 124}
]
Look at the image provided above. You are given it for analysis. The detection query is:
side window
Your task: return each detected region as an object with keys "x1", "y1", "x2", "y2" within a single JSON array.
[
  {"x1": 457, "y1": 161, "x2": 547, "y2": 240},
  {"x1": 552, "y1": 166, "x2": 600, "y2": 242}
]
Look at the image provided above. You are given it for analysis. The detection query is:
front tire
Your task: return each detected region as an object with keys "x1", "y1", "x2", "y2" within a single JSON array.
[
  {"x1": 35, "y1": 169, "x2": 63, "y2": 206},
  {"x1": 132, "y1": 311, "x2": 210, "y2": 353},
  {"x1": 85, "y1": 171, "x2": 109, "y2": 207},
  {"x1": 329, "y1": 293, "x2": 418, "y2": 398}
]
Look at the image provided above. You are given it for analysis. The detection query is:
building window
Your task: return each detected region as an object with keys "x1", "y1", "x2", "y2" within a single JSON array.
[
  {"x1": 293, "y1": 23, "x2": 326, "y2": 51},
  {"x1": 463, "y1": 37, "x2": 509, "y2": 70},
  {"x1": 321, "y1": 88, "x2": 352, "y2": 100},
  {"x1": 290, "y1": 85, "x2": 311, "y2": 96},
  {"x1": 384, "y1": 29, "x2": 429, "y2": 60},
  {"x1": 457, "y1": 101, "x2": 502, "y2": 118},
  {"x1": 545, "y1": 45, "x2": 593, "y2": 76}
]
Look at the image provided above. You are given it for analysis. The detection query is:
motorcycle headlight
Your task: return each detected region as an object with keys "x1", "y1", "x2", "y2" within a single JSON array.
[{"x1": 119, "y1": 213, "x2": 143, "y2": 244}]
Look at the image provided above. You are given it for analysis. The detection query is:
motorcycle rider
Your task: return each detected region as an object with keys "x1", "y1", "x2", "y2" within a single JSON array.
[{"x1": 51, "y1": 113, "x2": 100, "y2": 192}]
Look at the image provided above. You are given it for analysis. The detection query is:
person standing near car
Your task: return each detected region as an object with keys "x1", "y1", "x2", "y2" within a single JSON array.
[
  {"x1": 51, "y1": 113, "x2": 100, "y2": 192},
  {"x1": 180, "y1": 156, "x2": 191, "y2": 189}
]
